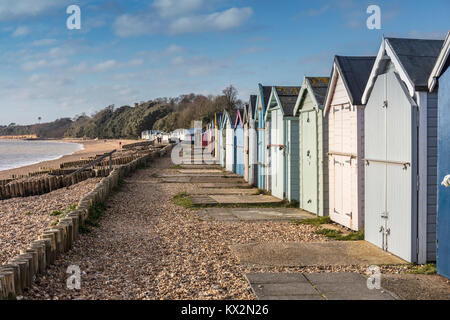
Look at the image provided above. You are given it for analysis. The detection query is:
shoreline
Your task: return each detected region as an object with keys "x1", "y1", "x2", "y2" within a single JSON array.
[{"x1": 0, "y1": 138, "x2": 140, "y2": 180}]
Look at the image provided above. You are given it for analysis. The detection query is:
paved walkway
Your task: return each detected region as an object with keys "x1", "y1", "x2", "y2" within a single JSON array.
[
  {"x1": 246, "y1": 273, "x2": 396, "y2": 300},
  {"x1": 232, "y1": 241, "x2": 407, "y2": 266},
  {"x1": 198, "y1": 208, "x2": 314, "y2": 222}
]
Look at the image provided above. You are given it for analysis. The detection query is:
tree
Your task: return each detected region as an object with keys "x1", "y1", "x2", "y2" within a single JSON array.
[{"x1": 222, "y1": 85, "x2": 241, "y2": 110}]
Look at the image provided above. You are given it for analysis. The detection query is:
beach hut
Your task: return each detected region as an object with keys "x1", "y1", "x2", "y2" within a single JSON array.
[
  {"x1": 243, "y1": 96, "x2": 258, "y2": 184},
  {"x1": 362, "y1": 37, "x2": 443, "y2": 263},
  {"x1": 255, "y1": 84, "x2": 273, "y2": 190},
  {"x1": 429, "y1": 32, "x2": 450, "y2": 278},
  {"x1": 223, "y1": 110, "x2": 235, "y2": 172},
  {"x1": 323, "y1": 56, "x2": 375, "y2": 230},
  {"x1": 214, "y1": 114, "x2": 219, "y2": 161},
  {"x1": 218, "y1": 113, "x2": 226, "y2": 167},
  {"x1": 293, "y1": 77, "x2": 329, "y2": 215},
  {"x1": 265, "y1": 86, "x2": 301, "y2": 201},
  {"x1": 234, "y1": 110, "x2": 244, "y2": 176}
]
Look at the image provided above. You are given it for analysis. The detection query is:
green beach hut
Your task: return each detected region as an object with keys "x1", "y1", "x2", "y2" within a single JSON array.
[
  {"x1": 293, "y1": 77, "x2": 330, "y2": 216},
  {"x1": 265, "y1": 86, "x2": 301, "y2": 201}
]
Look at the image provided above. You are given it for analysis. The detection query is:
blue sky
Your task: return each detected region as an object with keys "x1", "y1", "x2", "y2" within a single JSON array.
[{"x1": 0, "y1": 0, "x2": 449, "y2": 125}]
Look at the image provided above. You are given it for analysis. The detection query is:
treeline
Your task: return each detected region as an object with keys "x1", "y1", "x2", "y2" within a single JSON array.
[
  {"x1": 153, "y1": 85, "x2": 242, "y2": 132},
  {"x1": 0, "y1": 85, "x2": 242, "y2": 139},
  {"x1": 0, "y1": 118, "x2": 73, "y2": 139}
]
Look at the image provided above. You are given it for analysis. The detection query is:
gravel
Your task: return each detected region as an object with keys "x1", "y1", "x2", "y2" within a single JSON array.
[
  {"x1": 0, "y1": 178, "x2": 101, "y2": 265},
  {"x1": 20, "y1": 156, "x2": 425, "y2": 300}
]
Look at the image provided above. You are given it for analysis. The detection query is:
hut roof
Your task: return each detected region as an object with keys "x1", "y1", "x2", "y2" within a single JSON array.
[
  {"x1": 334, "y1": 56, "x2": 376, "y2": 105},
  {"x1": 274, "y1": 86, "x2": 301, "y2": 116}
]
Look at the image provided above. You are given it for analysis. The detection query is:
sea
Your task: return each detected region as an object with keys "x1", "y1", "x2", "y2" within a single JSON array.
[{"x1": 0, "y1": 140, "x2": 84, "y2": 172}]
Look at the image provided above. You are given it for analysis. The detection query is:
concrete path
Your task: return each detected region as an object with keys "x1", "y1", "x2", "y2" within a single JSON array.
[
  {"x1": 231, "y1": 241, "x2": 407, "y2": 267},
  {"x1": 177, "y1": 169, "x2": 224, "y2": 174},
  {"x1": 190, "y1": 194, "x2": 283, "y2": 206},
  {"x1": 189, "y1": 188, "x2": 260, "y2": 195},
  {"x1": 246, "y1": 273, "x2": 396, "y2": 300},
  {"x1": 198, "y1": 183, "x2": 253, "y2": 189},
  {"x1": 161, "y1": 176, "x2": 246, "y2": 184},
  {"x1": 178, "y1": 164, "x2": 222, "y2": 169},
  {"x1": 198, "y1": 208, "x2": 314, "y2": 222}
]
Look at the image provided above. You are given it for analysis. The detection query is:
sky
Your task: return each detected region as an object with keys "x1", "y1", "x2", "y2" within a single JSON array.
[{"x1": 0, "y1": 0, "x2": 449, "y2": 125}]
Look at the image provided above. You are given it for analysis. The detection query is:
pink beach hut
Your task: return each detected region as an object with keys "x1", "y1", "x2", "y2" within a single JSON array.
[{"x1": 323, "y1": 56, "x2": 375, "y2": 231}]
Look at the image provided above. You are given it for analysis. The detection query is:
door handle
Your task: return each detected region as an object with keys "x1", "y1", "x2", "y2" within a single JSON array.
[{"x1": 442, "y1": 175, "x2": 450, "y2": 187}]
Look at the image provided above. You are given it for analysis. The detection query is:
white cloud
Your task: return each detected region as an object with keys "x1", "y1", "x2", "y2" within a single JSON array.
[
  {"x1": 113, "y1": 5, "x2": 253, "y2": 37},
  {"x1": 32, "y1": 38, "x2": 57, "y2": 46},
  {"x1": 153, "y1": 0, "x2": 205, "y2": 18},
  {"x1": 165, "y1": 44, "x2": 184, "y2": 55},
  {"x1": 169, "y1": 7, "x2": 253, "y2": 34},
  {"x1": 0, "y1": 0, "x2": 69, "y2": 21},
  {"x1": 12, "y1": 26, "x2": 29, "y2": 37},
  {"x1": 21, "y1": 58, "x2": 68, "y2": 71},
  {"x1": 93, "y1": 60, "x2": 117, "y2": 72}
]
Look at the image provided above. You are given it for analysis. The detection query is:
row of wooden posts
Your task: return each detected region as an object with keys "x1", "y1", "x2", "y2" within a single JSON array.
[
  {"x1": 0, "y1": 153, "x2": 148, "y2": 200},
  {"x1": 0, "y1": 144, "x2": 172, "y2": 299}
]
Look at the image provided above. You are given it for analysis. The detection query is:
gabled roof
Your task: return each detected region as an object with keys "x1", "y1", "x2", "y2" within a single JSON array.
[
  {"x1": 255, "y1": 84, "x2": 273, "y2": 122},
  {"x1": 324, "y1": 56, "x2": 375, "y2": 112},
  {"x1": 249, "y1": 95, "x2": 257, "y2": 118},
  {"x1": 221, "y1": 109, "x2": 234, "y2": 127},
  {"x1": 243, "y1": 95, "x2": 258, "y2": 123},
  {"x1": 362, "y1": 36, "x2": 444, "y2": 103},
  {"x1": 429, "y1": 31, "x2": 450, "y2": 91},
  {"x1": 294, "y1": 77, "x2": 330, "y2": 115},
  {"x1": 266, "y1": 86, "x2": 301, "y2": 118},
  {"x1": 234, "y1": 109, "x2": 243, "y2": 128}
]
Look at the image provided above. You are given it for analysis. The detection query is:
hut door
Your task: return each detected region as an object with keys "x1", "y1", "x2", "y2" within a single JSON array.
[
  {"x1": 330, "y1": 105, "x2": 351, "y2": 227},
  {"x1": 365, "y1": 72, "x2": 415, "y2": 262},
  {"x1": 271, "y1": 110, "x2": 283, "y2": 199},
  {"x1": 301, "y1": 110, "x2": 318, "y2": 214}
]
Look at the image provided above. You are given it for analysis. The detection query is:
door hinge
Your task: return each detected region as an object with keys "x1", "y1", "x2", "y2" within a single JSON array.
[{"x1": 417, "y1": 175, "x2": 420, "y2": 190}]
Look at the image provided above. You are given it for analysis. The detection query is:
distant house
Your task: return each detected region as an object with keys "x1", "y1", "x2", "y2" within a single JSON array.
[
  {"x1": 293, "y1": 77, "x2": 329, "y2": 214},
  {"x1": 323, "y1": 56, "x2": 375, "y2": 230},
  {"x1": 428, "y1": 32, "x2": 450, "y2": 278},
  {"x1": 265, "y1": 86, "x2": 301, "y2": 201},
  {"x1": 362, "y1": 37, "x2": 443, "y2": 263}
]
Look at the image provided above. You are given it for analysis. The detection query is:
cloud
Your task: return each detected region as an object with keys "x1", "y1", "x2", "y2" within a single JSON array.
[
  {"x1": 170, "y1": 55, "x2": 232, "y2": 77},
  {"x1": 93, "y1": 60, "x2": 117, "y2": 72},
  {"x1": 113, "y1": 5, "x2": 253, "y2": 37},
  {"x1": 153, "y1": 0, "x2": 205, "y2": 18},
  {"x1": 32, "y1": 38, "x2": 57, "y2": 46},
  {"x1": 12, "y1": 26, "x2": 29, "y2": 37},
  {"x1": 21, "y1": 58, "x2": 68, "y2": 71},
  {"x1": 0, "y1": 0, "x2": 69, "y2": 21},
  {"x1": 300, "y1": 5, "x2": 330, "y2": 17},
  {"x1": 169, "y1": 7, "x2": 253, "y2": 34}
]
